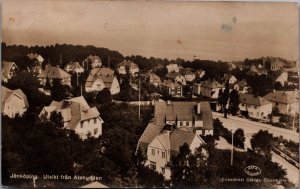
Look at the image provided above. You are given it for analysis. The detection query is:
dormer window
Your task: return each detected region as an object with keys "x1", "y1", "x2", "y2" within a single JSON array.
[{"x1": 80, "y1": 122, "x2": 84, "y2": 128}]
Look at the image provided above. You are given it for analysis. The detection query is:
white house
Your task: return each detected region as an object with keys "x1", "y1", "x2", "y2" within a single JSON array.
[
  {"x1": 2, "y1": 86, "x2": 29, "y2": 118},
  {"x1": 166, "y1": 63, "x2": 179, "y2": 73},
  {"x1": 200, "y1": 80, "x2": 224, "y2": 99},
  {"x1": 181, "y1": 68, "x2": 195, "y2": 82},
  {"x1": 117, "y1": 60, "x2": 139, "y2": 76},
  {"x1": 37, "y1": 65, "x2": 72, "y2": 87},
  {"x1": 195, "y1": 69, "x2": 205, "y2": 79},
  {"x1": 27, "y1": 53, "x2": 44, "y2": 64},
  {"x1": 136, "y1": 101, "x2": 213, "y2": 179},
  {"x1": 273, "y1": 71, "x2": 288, "y2": 86},
  {"x1": 239, "y1": 93, "x2": 272, "y2": 120},
  {"x1": 264, "y1": 91, "x2": 299, "y2": 115},
  {"x1": 85, "y1": 67, "x2": 120, "y2": 95},
  {"x1": 222, "y1": 74, "x2": 237, "y2": 84},
  {"x1": 83, "y1": 55, "x2": 102, "y2": 69},
  {"x1": 64, "y1": 61, "x2": 84, "y2": 74},
  {"x1": 160, "y1": 80, "x2": 182, "y2": 97},
  {"x1": 39, "y1": 96, "x2": 104, "y2": 140},
  {"x1": 143, "y1": 72, "x2": 161, "y2": 86},
  {"x1": 2, "y1": 61, "x2": 19, "y2": 83},
  {"x1": 166, "y1": 72, "x2": 186, "y2": 85}
]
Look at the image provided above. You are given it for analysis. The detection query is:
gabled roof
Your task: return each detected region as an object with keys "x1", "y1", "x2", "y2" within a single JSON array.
[
  {"x1": 42, "y1": 96, "x2": 100, "y2": 130},
  {"x1": 37, "y1": 65, "x2": 71, "y2": 79},
  {"x1": 154, "y1": 101, "x2": 213, "y2": 130},
  {"x1": 195, "y1": 69, "x2": 205, "y2": 75},
  {"x1": 85, "y1": 68, "x2": 116, "y2": 88},
  {"x1": 180, "y1": 69, "x2": 194, "y2": 76},
  {"x1": 169, "y1": 129, "x2": 197, "y2": 155},
  {"x1": 166, "y1": 72, "x2": 183, "y2": 79},
  {"x1": 201, "y1": 80, "x2": 224, "y2": 89},
  {"x1": 118, "y1": 60, "x2": 138, "y2": 69},
  {"x1": 223, "y1": 74, "x2": 236, "y2": 81},
  {"x1": 264, "y1": 91, "x2": 299, "y2": 104},
  {"x1": 143, "y1": 72, "x2": 161, "y2": 81},
  {"x1": 2, "y1": 86, "x2": 28, "y2": 112},
  {"x1": 2, "y1": 61, "x2": 18, "y2": 78},
  {"x1": 64, "y1": 62, "x2": 83, "y2": 71},
  {"x1": 86, "y1": 55, "x2": 102, "y2": 64},
  {"x1": 160, "y1": 80, "x2": 181, "y2": 88},
  {"x1": 138, "y1": 122, "x2": 165, "y2": 152},
  {"x1": 239, "y1": 93, "x2": 271, "y2": 106}
]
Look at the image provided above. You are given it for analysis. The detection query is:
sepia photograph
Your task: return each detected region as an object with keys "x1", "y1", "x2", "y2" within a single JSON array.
[{"x1": 1, "y1": 0, "x2": 299, "y2": 188}]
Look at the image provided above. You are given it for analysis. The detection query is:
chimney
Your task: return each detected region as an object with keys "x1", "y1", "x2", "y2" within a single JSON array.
[{"x1": 197, "y1": 102, "x2": 201, "y2": 114}]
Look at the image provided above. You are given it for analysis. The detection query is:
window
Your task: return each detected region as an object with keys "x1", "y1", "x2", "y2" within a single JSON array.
[
  {"x1": 276, "y1": 102, "x2": 279, "y2": 106},
  {"x1": 162, "y1": 152, "x2": 166, "y2": 159},
  {"x1": 94, "y1": 128, "x2": 98, "y2": 135},
  {"x1": 180, "y1": 122, "x2": 183, "y2": 126},
  {"x1": 150, "y1": 161, "x2": 156, "y2": 170},
  {"x1": 186, "y1": 121, "x2": 189, "y2": 126},
  {"x1": 152, "y1": 149, "x2": 155, "y2": 156},
  {"x1": 242, "y1": 103, "x2": 244, "y2": 107},
  {"x1": 162, "y1": 167, "x2": 165, "y2": 174},
  {"x1": 80, "y1": 122, "x2": 84, "y2": 128},
  {"x1": 157, "y1": 150, "x2": 159, "y2": 155},
  {"x1": 94, "y1": 118, "x2": 97, "y2": 124}
]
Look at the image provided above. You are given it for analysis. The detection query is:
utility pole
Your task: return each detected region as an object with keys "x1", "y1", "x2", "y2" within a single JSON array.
[
  {"x1": 80, "y1": 85, "x2": 83, "y2": 96},
  {"x1": 138, "y1": 74, "x2": 141, "y2": 119},
  {"x1": 230, "y1": 129, "x2": 234, "y2": 165}
]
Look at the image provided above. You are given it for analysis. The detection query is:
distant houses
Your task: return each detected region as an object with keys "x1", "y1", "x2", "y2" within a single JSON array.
[
  {"x1": 37, "y1": 65, "x2": 72, "y2": 87},
  {"x1": 222, "y1": 74, "x2": 237, "y2": 84},
  {"x1": 143, "y1": 72, "x2": 161, "y2": 86},
  {"x1": 2, "y1": 61, "x2": 19, "y2": 83},
  {"x1": 27, "y1": 53, "x2": 44, "y2": 64},
  {"x1": 85, "y1": 67, "x2": 120, "y2": 95},
  {"x1": 264, "y1": 90, "x2": 299, "y2": 115},
  {"x1": 239, "y1": 93, "x2": 272, "y2": 120},
  {"x1": 2, "y1": 86, "x2": 28, "y2": 118},
  {"x1": 117, "y1": 60, "x2": 139, "y2": 76},
  {"x1": 166, "y1": 63, "x2": 179, "y2": 73},
  {"x1": 200, "y1": 80, "x2": 224, "y2": 99},
  {"x1": 231, "y1": 79, "x2": 250, "y2": 94},
  {"x1": 136, "y1": 101, "x2": 213, "y2": 179},
  {"x1": 180, "y1": 68, "x2": 195, "y2": 82},
  {"x1": 195, "y1": 69, "x2": 205, "y2": 80},
  {"x1": 160, "y1": 80, "x2": 182, "y2": 97},
  {"x1": 83, "y1": 55, "x2": 102, "y2": 69},
  {"x1": 64, "y1": 61, "x2": 84, "y2": 74},
  {"x1": 271, "y1": 71, "x2": 288, "y2": 86},
  {"x1": 165, "y1": 72, "x2": 186, "y2": 86},
  {"x1": 40, "y1": 96, "x2": 104, "y2": 140}
]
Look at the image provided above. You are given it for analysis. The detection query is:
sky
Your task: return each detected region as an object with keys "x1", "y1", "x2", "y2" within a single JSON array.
[{"x1": 2, "y1": 0, "x2": 299, "y2": 62}]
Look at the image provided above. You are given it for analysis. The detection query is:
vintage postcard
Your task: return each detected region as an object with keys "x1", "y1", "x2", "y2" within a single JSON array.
[{"x1": 1, "y1": 0, "x2": 299, "y2": 188}]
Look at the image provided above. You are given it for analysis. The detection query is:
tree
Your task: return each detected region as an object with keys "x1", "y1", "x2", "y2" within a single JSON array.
[
  {"x1": 218, "y1": 81, "x2": 229, "y2": 118},
  {"x1": 50, "y1": 111, "x2": 64, "y2": 128},
  {"x1": 233, "y1": 128, "x2": 245, "y2": 149},
  {"x1": 213, "y1": 118, "x2": 223, "y2": 140},
  {"x1": 96, "y1": 88, "x2": 112, "y2": 104},
  {"x1": 229, "y1": 89, "x2": 240, "y2": 115},
  {"x1": 51, "y1": 79, "x2": 70, "y2": 101},
  {"x1": 250, "y1": 130, "x2": 273, "y2": 159}
]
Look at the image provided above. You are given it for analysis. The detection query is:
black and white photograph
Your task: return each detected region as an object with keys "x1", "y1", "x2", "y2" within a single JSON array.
[{"x1": 1, "y1": 0, "x2": 299, "y2": 188}]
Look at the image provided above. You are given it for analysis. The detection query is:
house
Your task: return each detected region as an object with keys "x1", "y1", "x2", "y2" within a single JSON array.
[
  {"x1": 160, "y1": 80, "x2": 182, "y2": 97},
  {"x1": 271, "y1": 71, "x2": 288, "y2": 86},
  {"x1": 264, "y1": 91, "x2": 299, "y2": 115},
  {"x1": 39, "y1": 96, "x2": 104, "y2": 140},
  {"x1": 2, "y1": 61, "x2": 19, "y2": 82},
  {"x1": 222, "y1": 74, "x2": 237, "y2": 84},
  {"x1": 265, "y1": 59, "x2": 283, "y2": 71},
  {"x1": 64, "y1": 61, "x2": 84, "y2": 74},
  {"x1": 37, "y1": 65, "x2": 72, "y2": 87},
  {"x1": 117, "y1": 60, "x2": 139, "y2": 76},
  {"x1": 136, "y1": 101, "x2": 213, "y2": 179},
  {"x1": 32, "y1": 65, "x2": 43, "y2": 75},
  {"x1": 247, "y1": 65, "x2": 267, "y2": 76},
  {"x1": 239, "y1": 93, "x2": 272, "y2": 120},
  {"x1": 180, "y1": 68, "x2": 195, "y2": 82},
  {"x1": 193, "y1": 83, "x2": 202, "y2": 95},
  {"x1": 27, "y1": 53, "x2": 44, "y2": 64},
  {"x1": 83, "y1": 55, "x2": 102, "y2": 69},
  {"x1": 195, "y1": 69, "x2": 205, "y2": 79},
  {"x1": 143, "y1": 72, "x2": 161, "y2": 86},
  {"x1": 2, "y1": 86, "x2": 28, "y2": 118},
  {"x1": 85, "y1": 67, "x2": 120, "y2": 95},
  {"x1": 166, "y1": 63, "x2": 179, "y2": 73},
  {"x1": 200, "y1": 80, "x2": 224, "y2": 99},
  {"x1": 166, "y1": 72, "x2": 186, "y2": 85},
  {"x1": 231, "y1": 79, "x2": 250, "y2": 94}
]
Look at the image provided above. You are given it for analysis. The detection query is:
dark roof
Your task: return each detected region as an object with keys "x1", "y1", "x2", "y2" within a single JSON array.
[
  {"x1": 201, "y1": 80, "x2": 224, "y2": 89},
  {"x1": 37, "y1": 65, "x2": 71, "y2": 79},
  {"x1": 166, "y1": 72, "x2": 182, "y2": 79},
  {"x1": 160, "y1": 80, "x2": 181, "y2": 88},
  {"x1": 264, "y1": 91, "x2": 299, "y2": 104},
  {"x1": 239, "y1": 93, "x2": 271, "y2": 106},
  {"x1": 180, "y1": 69, "x2": 194, "y2": 75}
]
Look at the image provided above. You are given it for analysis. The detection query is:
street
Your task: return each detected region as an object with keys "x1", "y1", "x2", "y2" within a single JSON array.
[
  {"x1": 213, "y1": 112, "x2": 299, "y2": 143},
  {"x1": 213, "y1": 112, "x2": 299, "y2": 186}
]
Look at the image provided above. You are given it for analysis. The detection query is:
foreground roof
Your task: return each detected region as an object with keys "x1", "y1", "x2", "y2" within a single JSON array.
[
  {"x1": 264, "y1": 91, "x2": 299, "y2": 104},
  {"x1": 239, "y1": 93, "x2": 271, "y2": 106},
  {"x1": 38, "y1": 65, "x2": 71, "y2": 79}
]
